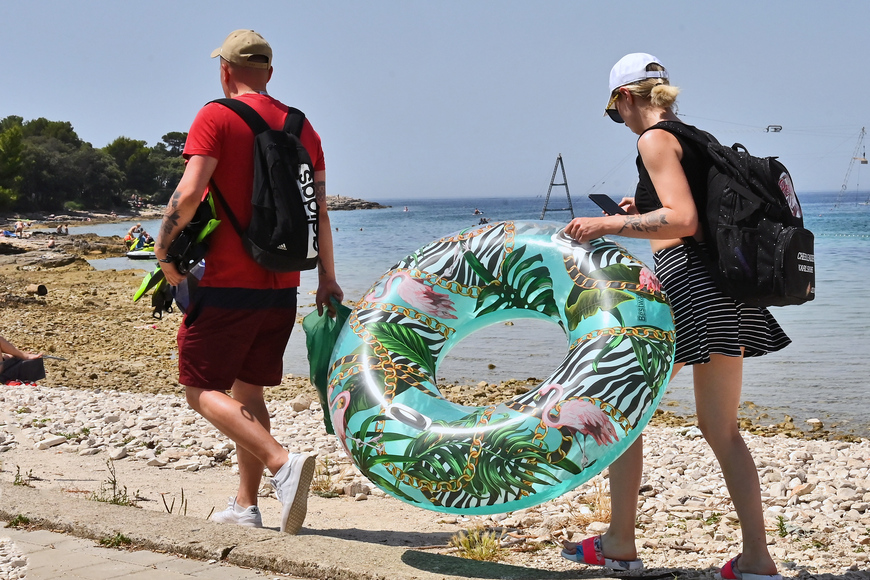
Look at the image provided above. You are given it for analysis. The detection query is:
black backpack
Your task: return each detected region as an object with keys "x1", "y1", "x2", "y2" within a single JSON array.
[
  {"x1": 209, "y1": 98, "x2": 320, "y2": 272},
  {"x1": 654, "y1": 121, "x2": 815, "y2": 307}
]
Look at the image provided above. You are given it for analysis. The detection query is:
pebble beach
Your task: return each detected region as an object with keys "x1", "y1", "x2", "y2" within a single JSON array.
[
  {"x1": 2, "y1": 382, "x2": 869, "y2": 578},
  {"x1": 0, "y1": 222, "x2": 868, "y2": 579}
]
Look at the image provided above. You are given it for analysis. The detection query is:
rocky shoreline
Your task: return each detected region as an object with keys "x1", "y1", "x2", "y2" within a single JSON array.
[
  {"x1": 0, "y1": 195, "x2": 388, "y2": 264},
  {"x1": 1, "y1": 194, "x2": 388, "y2": 229}
]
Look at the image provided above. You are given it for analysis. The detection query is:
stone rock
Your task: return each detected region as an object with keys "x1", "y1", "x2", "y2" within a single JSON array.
[
  {"x1": 586, "y1": 521, "x2": 609, "y2": 535},
  {"x1": 36, "y1": 435, "x2": 67, "y2": 449},
  {"x1": 135, "y1": 449, "x2": 156, "y2": 461},
  {"x1": 290, "y1": 397, "x2": 311, "y2": 412},
  {"x1": 108, "y1": 447, "x2": 127, "y2": 460},
  {"x1": 343, "y1": 482, "x2": 370, "y2": 496},
  {"x1": 792, "y1": 482, "x2": 816, "y2": 497}
]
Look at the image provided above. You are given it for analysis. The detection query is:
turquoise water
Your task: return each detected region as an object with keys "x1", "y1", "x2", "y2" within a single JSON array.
[{"x1": 85, "y1": 192, "x2": 870, "y2": 436}]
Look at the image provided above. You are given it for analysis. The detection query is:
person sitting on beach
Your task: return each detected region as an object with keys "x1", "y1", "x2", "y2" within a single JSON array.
[
  {"x1": 561, "y1": 53, "x2": 787, "y2": 579},
  {"x1": 0, "y1": 335, "x2": 45, "y2": 384},
  {"x1": 155, "y1": 29, "x2": 343, "y2": 535}
]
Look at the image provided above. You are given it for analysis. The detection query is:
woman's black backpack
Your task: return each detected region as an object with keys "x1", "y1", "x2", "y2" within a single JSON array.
[{"x1": 655, "y1": 121, "x2": 815, "y2": 307}]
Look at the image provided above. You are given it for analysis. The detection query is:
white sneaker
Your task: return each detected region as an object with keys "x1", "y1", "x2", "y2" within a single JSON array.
[
  {"x1": 209, "y1": 497, "x2": 263, "y2": 528},
  {"x1": 270, "y1": 453, "x2": 315, "y2": 534}
]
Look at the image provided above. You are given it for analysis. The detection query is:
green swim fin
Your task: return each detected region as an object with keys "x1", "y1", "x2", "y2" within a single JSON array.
[{"x1": 133, "y1": 267, "x2": 166, "y2": 302}]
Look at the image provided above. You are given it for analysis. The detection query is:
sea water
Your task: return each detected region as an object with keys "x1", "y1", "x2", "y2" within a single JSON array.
[{"x1": 83, "y1": 193, "x2": 870, "y2": 436}]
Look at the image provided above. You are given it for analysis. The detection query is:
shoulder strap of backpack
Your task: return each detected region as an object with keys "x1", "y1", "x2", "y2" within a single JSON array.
[
  {"x1": 284, "y1": 107, "x2": 306, "y2": 138},
  {"x1": 205, "y1": 98, "x2": 272, "y2": 238},
  {"x1": 209, "y1": 98, "x2": 271, "y2": 135},
  {"x1": 644, "y1": 120, "x2": 718, "y2": 148},
  {"x1": 209, "y1": 179, "x2": 244, "y2": 238}
]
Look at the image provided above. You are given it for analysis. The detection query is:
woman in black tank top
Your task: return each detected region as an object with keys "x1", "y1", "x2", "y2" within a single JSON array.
[{"x1": 561, "y1": 54, "x2": 783, "y2": 579}]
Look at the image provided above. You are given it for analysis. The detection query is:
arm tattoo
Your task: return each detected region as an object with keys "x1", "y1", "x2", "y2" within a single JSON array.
[
  {"x1": 157, "y1": 190, "x2": 183, "y2": 250},
  {"x1": 618, "y1": 211, "x2": 670, "y2": 234}
]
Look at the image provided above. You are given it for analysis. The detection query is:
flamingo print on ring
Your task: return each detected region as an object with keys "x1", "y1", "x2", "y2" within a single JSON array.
[
  {"x1": 364, "y1": 270, "x2": 458, "y2": 319},
  {"x1": 538, "y1": 383, "x2": 618, "y2": 468}
]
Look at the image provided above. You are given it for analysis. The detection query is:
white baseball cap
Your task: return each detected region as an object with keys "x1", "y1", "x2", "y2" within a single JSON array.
[
  {"x1": 604, "y1": 53, "x2": 668, "y2": 123},
  {"x1": 608, "y1": 53, "x2": 668, "y2": 93}
]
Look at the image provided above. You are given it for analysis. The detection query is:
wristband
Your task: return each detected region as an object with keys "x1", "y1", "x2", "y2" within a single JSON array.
[{"x1": 157, "y1": 257, "x2": 174, "y2": 264}]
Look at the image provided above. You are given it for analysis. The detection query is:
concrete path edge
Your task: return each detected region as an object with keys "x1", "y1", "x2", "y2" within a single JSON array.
[{"x1": 0, "y1": 483, "x2": 589, "y2": 580}]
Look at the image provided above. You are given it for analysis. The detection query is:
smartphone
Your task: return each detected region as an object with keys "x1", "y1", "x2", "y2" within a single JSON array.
[{"x1": 588, "y1": 194, "x2": 628, "y2": 215}]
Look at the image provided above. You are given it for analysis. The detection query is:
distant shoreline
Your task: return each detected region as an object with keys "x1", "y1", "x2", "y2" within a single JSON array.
[{"x1": 1, "y1": 195, "x2": 389, "y2": 230}]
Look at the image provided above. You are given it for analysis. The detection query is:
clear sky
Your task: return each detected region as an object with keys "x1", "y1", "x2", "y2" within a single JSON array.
[{"x1": 3, "y1": 0, "x2": 868, "y2": 199}]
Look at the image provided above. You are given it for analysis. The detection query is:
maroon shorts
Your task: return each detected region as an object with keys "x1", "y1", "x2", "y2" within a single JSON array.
[{"x1": 177, "y1": 287, "x2": 297, "y2": 390}]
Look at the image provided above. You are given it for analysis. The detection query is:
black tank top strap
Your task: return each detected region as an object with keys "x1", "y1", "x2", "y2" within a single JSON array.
[{"x1": 633, "y1": 121, "x2": 713, "y2": 215}]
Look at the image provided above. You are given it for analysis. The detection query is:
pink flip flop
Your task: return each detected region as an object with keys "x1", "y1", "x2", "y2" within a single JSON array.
[
  {"x1": 716, "y1": 555, "x2": 782, "y2": 580},
  {"x1": 560, "y1": 535, "x2": 643, "y2": 571}
]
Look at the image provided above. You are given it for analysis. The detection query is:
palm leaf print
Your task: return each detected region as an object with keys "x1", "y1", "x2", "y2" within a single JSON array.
[
  {"x1": 473, "y1": 244, "x2": 559, "y2": 318},
  {"x1": 366, "y1": 321, "x2": 437, "y2": 376}
]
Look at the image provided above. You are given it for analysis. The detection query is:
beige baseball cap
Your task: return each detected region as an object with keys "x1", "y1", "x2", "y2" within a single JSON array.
[{"x1": 210, "y1": 29, "x2": 272, "y2": 69}]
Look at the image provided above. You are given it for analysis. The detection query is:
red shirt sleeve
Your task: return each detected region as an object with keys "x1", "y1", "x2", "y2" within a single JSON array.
[
  {"x1": 300, "y1": 119, "x2": 326, "y2": 172},
  {"x1": 183, "y1": 103, "x2": 229, "y2": 160}
]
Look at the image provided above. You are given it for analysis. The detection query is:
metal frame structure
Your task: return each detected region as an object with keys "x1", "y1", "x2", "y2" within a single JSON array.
[{"x1": 539, "y1": 154, "x2": 575, "y2": 220}]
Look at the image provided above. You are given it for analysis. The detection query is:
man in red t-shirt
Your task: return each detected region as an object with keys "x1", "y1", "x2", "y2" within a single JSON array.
[{"x1": 155, "y1": 29, "x2": 343, "y2": 534}]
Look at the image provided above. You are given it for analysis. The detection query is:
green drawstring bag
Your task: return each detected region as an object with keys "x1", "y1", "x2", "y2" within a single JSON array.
[{"x1": 302, "y1": 300, "x2": 351, "y2": 435}]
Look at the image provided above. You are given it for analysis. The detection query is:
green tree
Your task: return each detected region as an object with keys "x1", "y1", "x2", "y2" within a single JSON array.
[
  {"x1": 151, "y1": 154, "x2": 184, "y2": 204},
  {"x1": 0, "y1": 116, "x2": 187, "y2": 211},
  {"x1": 150, "y1": 131, "x2": 187, "y2": 203},
  {"x1": 104, "y1": 136, "x2": 147, "y2": 169},
  {"x1": 161, "y1": 131, "x2": 187, "y2": 156},
  {"x1": 17, "y1": 138, "x2": 78, "y2": 210},
  {"x1": 104, "y1": 136, "x2": 157, "y2": 196},
  {"x1": 0, "y1": 116, "x2": 23, "y2": 133},
  {"x1": 22, "y1": 118, "x2": 83, "y2": 147},
  {"x1": 0, "y1": 125, "x2": 24, "y2": 209},
  {"x1": 71, "y1": 146, "x2": 124, "y2": 208}
]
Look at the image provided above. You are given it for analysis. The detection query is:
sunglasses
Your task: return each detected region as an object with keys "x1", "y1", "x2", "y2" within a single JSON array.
[{"x1": 604, "y1": 91, "x2": 624, "y2": 124}]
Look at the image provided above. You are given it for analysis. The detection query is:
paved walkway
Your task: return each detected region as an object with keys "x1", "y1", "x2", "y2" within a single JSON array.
[
  {"x1": 3, "y1": 527, "x2": 303, "y2": 579},
  {"x1": 0, "y1": 482, "x2": 581, "y2": 580}
]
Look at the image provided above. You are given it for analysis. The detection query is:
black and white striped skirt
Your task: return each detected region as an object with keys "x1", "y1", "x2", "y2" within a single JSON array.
[{"x1": 654, "y1": 244, "x2": 791, "y2": 366}]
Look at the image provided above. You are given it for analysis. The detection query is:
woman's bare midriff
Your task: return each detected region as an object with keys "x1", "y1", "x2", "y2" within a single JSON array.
[
  {"x1": 649, "y1": 233, "x2": 704, "y2": 254},
  {"x1": 650, "y1": 238, "x2": 685, "y2": 253}
]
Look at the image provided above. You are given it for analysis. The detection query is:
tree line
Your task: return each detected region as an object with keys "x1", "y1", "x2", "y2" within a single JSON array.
[{"x1": 0, "y1": 115, "x2": 186, "y2": 213}]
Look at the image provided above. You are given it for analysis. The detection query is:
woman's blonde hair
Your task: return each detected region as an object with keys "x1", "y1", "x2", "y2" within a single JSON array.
[{"x1": 621, "y1": 63, "x2": 680, "y2": 110}]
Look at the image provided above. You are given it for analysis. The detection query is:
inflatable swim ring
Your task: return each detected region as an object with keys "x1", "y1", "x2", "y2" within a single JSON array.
[{"x1": 327, "y1": 221, "x2": 675, "y2": 514}]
